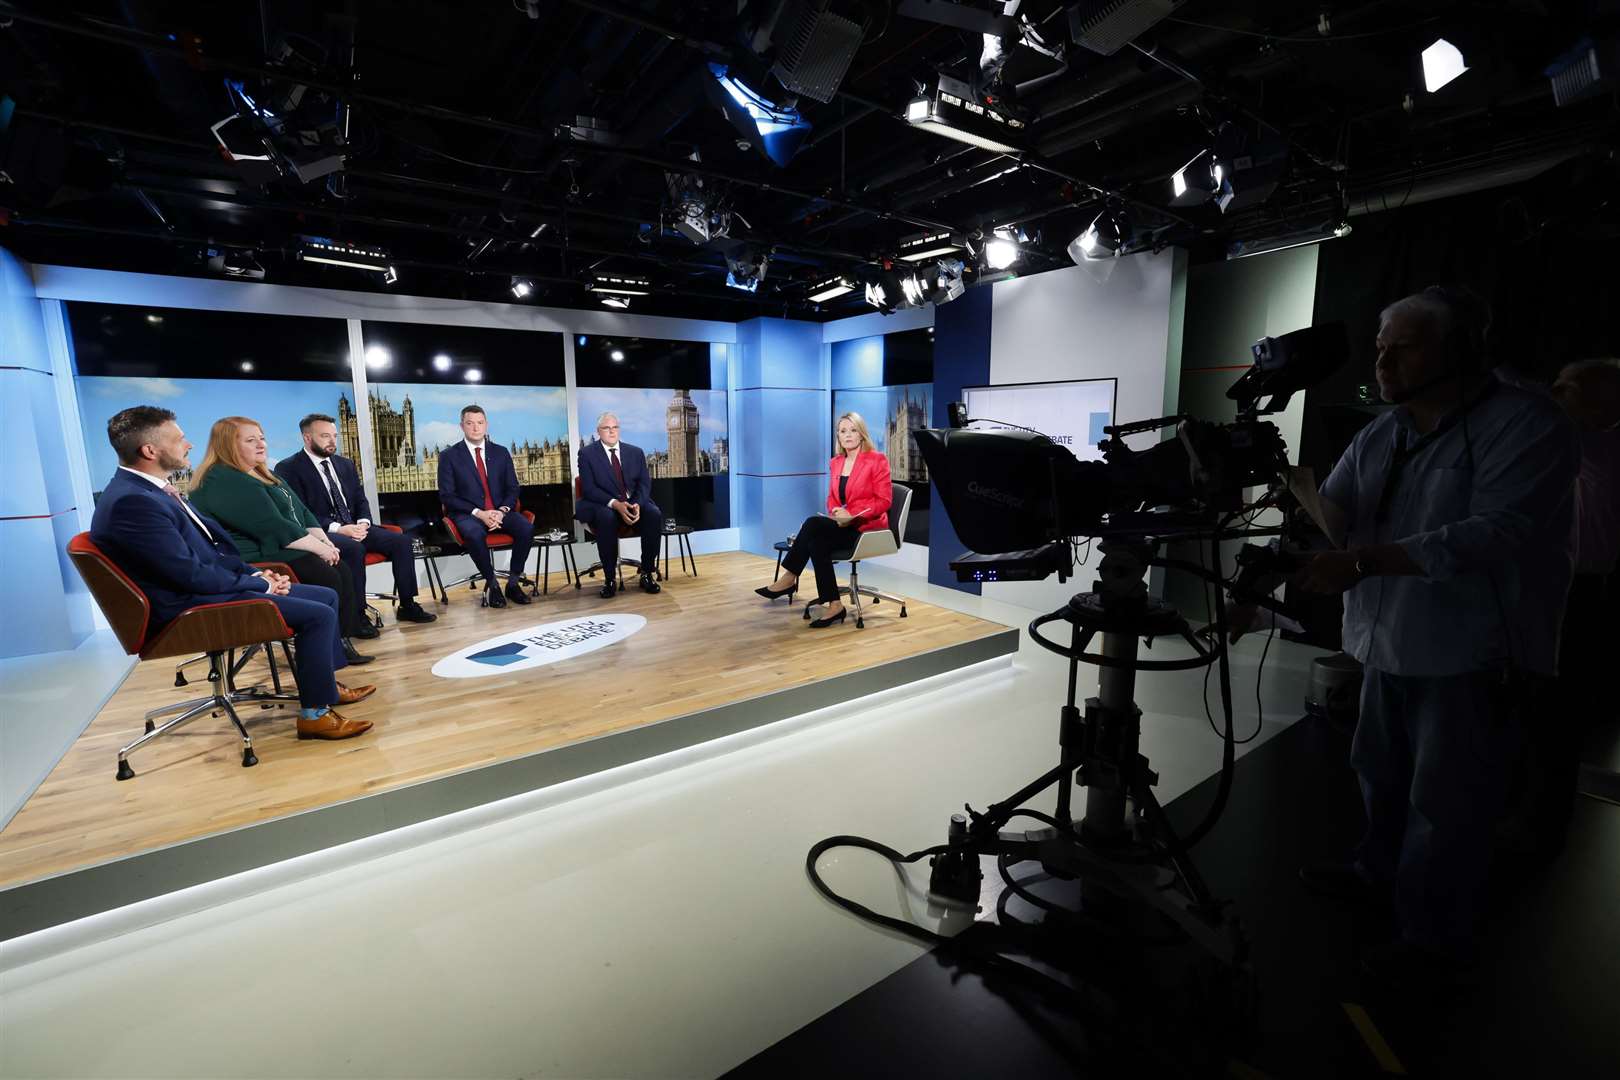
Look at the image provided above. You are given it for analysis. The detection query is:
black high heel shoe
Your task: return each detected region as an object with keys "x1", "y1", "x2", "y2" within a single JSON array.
[
  {"x1": 755, "y1": 581, "x2": 796, "y2": 600},
  {"x1": 808, "y1": 607, "x2": 847, "y2": 629}
]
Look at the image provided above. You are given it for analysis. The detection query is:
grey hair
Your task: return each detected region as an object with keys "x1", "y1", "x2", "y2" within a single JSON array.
[{"x1": 595, "y1": 412, "x2": 619, "y2": 428}]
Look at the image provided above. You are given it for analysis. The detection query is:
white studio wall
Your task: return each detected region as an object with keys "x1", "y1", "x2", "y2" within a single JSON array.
[{"x1": 984, "y1": 252, "x2": 1183, "y2": 612}]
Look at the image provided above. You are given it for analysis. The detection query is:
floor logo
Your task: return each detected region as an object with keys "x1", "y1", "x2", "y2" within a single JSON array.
[{"x1": 432, "y1": 614, "x2": 648, "y2": 679}]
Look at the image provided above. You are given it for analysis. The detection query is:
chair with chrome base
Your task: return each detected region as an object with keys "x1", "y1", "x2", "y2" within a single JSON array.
[
  {"x1": 572, "y1": 476, "x2": 645, "y2": 591},
  {"x1": 67, "y1": 534, "x2": 301, "y2": 780},
  {"x1": 441, "y1": 503, "x2": 537, "y2": 605},
  {"x1": 803, "y1": 484, "x2": 913, "y2": 629}
]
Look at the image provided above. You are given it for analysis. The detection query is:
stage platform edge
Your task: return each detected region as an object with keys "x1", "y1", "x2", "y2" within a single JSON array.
[{"x1": 0, "y1": 627, "x2": 1018, "y2": 943}]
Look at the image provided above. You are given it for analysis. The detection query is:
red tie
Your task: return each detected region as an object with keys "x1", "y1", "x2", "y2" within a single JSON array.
[
  {"x1": 609, "y1": 447, "x2": 626, "y2": 499},
  {"x1": 474, "y1": 446, "x2": 494, "y2": 511}
]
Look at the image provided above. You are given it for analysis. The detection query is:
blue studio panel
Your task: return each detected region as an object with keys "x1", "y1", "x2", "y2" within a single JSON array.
[
  {"x1": 733, "y1": 317, "x2": 827, "y2": 555},
  {"x1": 927, "y1": 285, "x2": 993, "y2": 594}
]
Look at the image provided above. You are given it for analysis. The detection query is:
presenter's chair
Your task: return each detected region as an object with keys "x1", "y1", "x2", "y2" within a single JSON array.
[
  {"x1": 441, "y1": 504, "x2": 536, "y2": 605},
  {"x1": 67, "y1": 534, "x2": 300, "y2": 779},
  {"x1": 806, "y1": 484, "x2": 913, "y2": 630},
  {"x1": 572, "y1": 476, "x2": 643, "y2": 590},
  {"x1": 362, "y1": 522, "x2": 405, "y2": 626}
]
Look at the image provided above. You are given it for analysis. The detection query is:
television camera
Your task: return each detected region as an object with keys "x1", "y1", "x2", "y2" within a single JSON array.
[{"x1": 896, "y1": 323, "x2": 1349, "y2": 980}]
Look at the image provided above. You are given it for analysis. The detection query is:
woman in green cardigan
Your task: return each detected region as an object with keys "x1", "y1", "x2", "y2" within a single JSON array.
[{"x1": 189, "y1": 415, "x2": 373, "y2": 661}]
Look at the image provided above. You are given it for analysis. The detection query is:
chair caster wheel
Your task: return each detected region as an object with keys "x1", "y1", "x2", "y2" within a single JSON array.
[
  {"x1": 116, "y1": 760, "x2": 135, "y2": 781},
  {"x1": 856, "y1": 618, "x2": 865, "y2": 629},
  {"x1": 174, "y1": 673, "x2": 187, "y2": 687},
  {"x1": 242, "y1": 748, "x2": 258, "y2": 768},
  {"x1": 900, "y1": 607, "x2": 908, "y2": 618},
  {"x1": 144, "y1": 720, "x2": 156, "y2": 733}
]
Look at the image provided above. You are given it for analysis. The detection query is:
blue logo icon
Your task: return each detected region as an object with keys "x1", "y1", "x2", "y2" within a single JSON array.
[{"x1": 467, "y1": 642, "x2": 529, "y2": 667}]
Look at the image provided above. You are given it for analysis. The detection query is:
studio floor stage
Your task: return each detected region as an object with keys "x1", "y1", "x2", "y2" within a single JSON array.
[{"x1": 0, "y1": 552, "x2": 1015, "y2": 939}]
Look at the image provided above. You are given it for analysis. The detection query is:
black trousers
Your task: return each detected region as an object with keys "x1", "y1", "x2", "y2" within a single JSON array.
[
  {"x1": 780, "y1": 515, "x2": 856, "y2": 604},
  {"x1": 575, "y1": 500, "x2": 662, "y2": 574},
  {"x1": 284, "y1": 551, "x2": 366, "y2": 637},
  {"x1": 330, "y1": 527, "x2": 419, "y2": 602},
  {"x1": 451, "y1": 511, "x2": 535, "y2": 590}
]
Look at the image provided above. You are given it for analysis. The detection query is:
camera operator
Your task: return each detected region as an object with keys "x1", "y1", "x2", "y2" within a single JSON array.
[{"x1": 1254, "y1": 287, "x2": 1580, "y2": 983}]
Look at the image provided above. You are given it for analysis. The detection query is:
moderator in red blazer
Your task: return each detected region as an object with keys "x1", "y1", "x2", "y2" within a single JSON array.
[{"x1": 827, "y1": 450, "x2": 893, "y2": 533}]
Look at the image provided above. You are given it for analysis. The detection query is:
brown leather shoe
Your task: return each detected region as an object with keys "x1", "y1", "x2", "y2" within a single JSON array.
[
  {"x1": 296, "y1": 708, "x2": 374, "y2": 741},
  {"x1": 336, "y1": 682, "x2": 376, "y2": 705}
]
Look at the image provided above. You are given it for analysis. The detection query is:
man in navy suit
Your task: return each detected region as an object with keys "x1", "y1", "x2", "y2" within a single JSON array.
[
  {"x1": 437, "y1": 404, "x2": 534, "y2": 608},
  {"x1": 274, "y1": 413, "x2": 436, "y2": 626},
  {"x1": 89, "y1": 406, "x2": 374, "y2": 740},
  {"x1": 576, "y1": 411, "x2": 663, "y2": 598}
]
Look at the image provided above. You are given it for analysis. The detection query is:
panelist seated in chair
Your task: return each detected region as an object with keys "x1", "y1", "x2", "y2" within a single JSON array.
[
  {"x1": 575, "y1": 412, "x2": 663, "y2": 599},
  {"x1": 274, "y1": 412, "x2": 436, "y2": 625},
  {"x1": 437, "y1": 404, "x2": 534, "y2": 609},
  {"x1": 90, "y1": 406, "x2": 375, "y2": 740},
  {"x1": 188, "y1": 416, "x2": 376, "y2": 664},
  {"x1": 756, "y1": 411, "x2": 892, "y2": 628}
]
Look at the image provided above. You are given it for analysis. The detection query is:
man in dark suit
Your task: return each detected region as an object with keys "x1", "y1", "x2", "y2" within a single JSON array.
[
  {"x1": 575, "y1": 411, "x2": 663, "y2": 598},
  {"x1": 437, "y1": 404, "x2": 534, "y2": 608},
  {"x1": 90, "y1": 406, "x2": 374, "y2": 740},
  {"x1": 274, "y1": 413, "x2": 436, "y2": 625}
]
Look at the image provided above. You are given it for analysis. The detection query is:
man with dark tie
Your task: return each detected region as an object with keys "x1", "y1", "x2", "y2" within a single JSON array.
[
  {"x1": 274, "y1": 413, "x2": 436, "y2": 625},
  {"x1": 437, "y1": 404, "x2": 534, "y2": 608},
  {"x1": 90, "y1": 406, "x2": 375, "y2": 740},
  {"x1": 575, "y1": 411, "x2": 663, "y2": 599}
]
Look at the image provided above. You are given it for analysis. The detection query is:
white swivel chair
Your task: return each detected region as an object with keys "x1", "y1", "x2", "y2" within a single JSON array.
[{"x1": 806, "y1": 484, "x2": 913, "y2": 629}]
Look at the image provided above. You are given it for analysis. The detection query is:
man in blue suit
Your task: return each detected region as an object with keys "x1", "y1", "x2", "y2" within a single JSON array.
[
  {"x1": 274, "y1": 413, "x2": 436, "y2": 626},
  {"x1": 576, "y1": 411, "x2": 663, "y2": 598},
  {"x1": 437, "y1": 404, "x2": 534, "y2": 608},
  {"x1": 90, "y1": 406, "x2": 374, "y2": 740}
]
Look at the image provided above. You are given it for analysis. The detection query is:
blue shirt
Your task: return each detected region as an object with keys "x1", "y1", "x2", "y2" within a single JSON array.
[{"x1": 1320, "y1": 380, "x2": 1579, "y2": 676}]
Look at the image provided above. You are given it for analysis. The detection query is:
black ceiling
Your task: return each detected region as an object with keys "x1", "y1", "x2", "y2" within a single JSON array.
[{"x1": 1, "y1": 0, "x2": 1615, "y2": 321}]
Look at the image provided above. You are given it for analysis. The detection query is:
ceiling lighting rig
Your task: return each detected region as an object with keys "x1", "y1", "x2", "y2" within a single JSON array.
[
  {"x1": 906, "y1": 74, "x2": 1029, "y2": 155},
  {"x1": 586, "y1": 274, "x2": 652, "y2": 310}
]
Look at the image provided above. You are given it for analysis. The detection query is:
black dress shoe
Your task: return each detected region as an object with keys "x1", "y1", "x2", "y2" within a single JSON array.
[
  {"x1": 639, "y1": 574, "x2": 662, "y2": 594},
  {"x1": 396, "y1": 601, "x2": 437, "y2": 624},
  {"x1": 808, "y1": 607, "x2": 847, "y2": 629},
  {"x1": 755, "y1": 581, "x2": 795, "y2": 600},
  {"x1": 485, "y1": 585, "x2": 507, "y2": 608},
  {"x1": 351, "y1": 621, "x2": 380, "y2": 640},
  {"x1": 341, "y1": 638, "x2": 375, "y2": 664},
  {"x1": 505, "y1": 583, "x2": 532, "y2": 605},
  {"x1": 598, "y1": 581, "x2": 617, "y2": 599}
]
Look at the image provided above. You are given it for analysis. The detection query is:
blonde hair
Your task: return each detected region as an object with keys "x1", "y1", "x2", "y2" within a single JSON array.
[
  {"x1": 835, "y1": 411, "x2": 877, "y2": 455},
  {"x1": 192, "y1": 416, "x2": 280, "y2": 489}
]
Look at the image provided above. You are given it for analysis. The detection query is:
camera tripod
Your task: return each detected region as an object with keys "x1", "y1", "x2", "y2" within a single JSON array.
[{"x1": 926, "y1": 536, "x2": 1248, "y2": 968}]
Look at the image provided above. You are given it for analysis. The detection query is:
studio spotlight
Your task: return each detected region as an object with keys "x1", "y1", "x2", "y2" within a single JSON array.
[
  {"x1": 145, "y1": 313, "x2": 164, "y2": 326},
  {"x1": 897, "y1": 229, "x2": 968, "y2": 262},
  {"x1": 1421, "y1": 38, "x2": 1468, "y2": 92},
  {"x1": 1169, "y1": 149, "x2": 1224, "y2": 208},
  {"x1": 1068, "y1": 210, "x2": 1127, "y2": 261},
  {"x1": 364, "y1": 346, "x2": 392, "y2": 369},
  {"x1": 382, "y1": 266, "x2": 399, "y2": 285},
  {"x1": 510, "y1": 277, "x2": 535, "y2": 299},
  {"x1": 984, "y1": 229, "x2": 1020, "y2": 270},
  {"x1": 610, "y1": 349, "x2": 626, "y2": 362},
  {"x1": 298, "y1": 237, "x2": 389, "y2": 273},
  {"x1": 240, "y1": 360, "x2": 255, "y2": 373},
  {"x1": 599, "y1": 295, "x2": 632, "y2": 310},
  {"x1": 916, "y1": 259, "x2": 966, "y2": 306},
  {"x1": 808, "y1": 274, "x2": 857, "y2": 303},
  {"x1": 906, "y1": 74, "x2": 1027, "y2": 155},
  {"x1": 432, "y1": 353, "x2": 452, "y2": 371},
  {"x1": 722, "y1": 244, "x2": 770, "y2": 292},
  {"x1": 1226, "y1": 221, "x2": 1352, "y2": 260},
  {"x1": 704, "y1": 62, "x2": 812, "y2": 168},
  {"x1": 465, "y1": 368, "x2": 483, "y2": 382},
  {"x1": 864, "y1": 279, "x2": 895, "y2": 314},
  {"x1": 586, "y1": 274, "x2": 652, "y2": 298}
]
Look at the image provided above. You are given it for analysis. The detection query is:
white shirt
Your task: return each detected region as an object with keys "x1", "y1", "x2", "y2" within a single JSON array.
[
  {"x1": 600, "y1": 441, "x2": 625, "y2": 508},
  {"x1": 304, "y1": 448, "x2": 369, "y2": 530},
  {"x1": 119, "y1": 466, "x2": 215, "y2": 542}
]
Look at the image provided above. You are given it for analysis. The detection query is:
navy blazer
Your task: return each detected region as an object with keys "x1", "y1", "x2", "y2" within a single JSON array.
[
  {"x1": 577, "y1": 440, "x2": 654, "y2": 508},
  {"x1": 89, "y1": 468, "x2": 270, "y2": 628},
  {"x1": 438, "y1": 440, "x2": 520, "y2": 516},
  {"x1": 274, "y1": 451, "x2": 372, "y2": 529}
]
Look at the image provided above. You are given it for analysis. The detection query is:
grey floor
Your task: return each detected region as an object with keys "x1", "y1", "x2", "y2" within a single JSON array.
[{"x1": 0, "y1": 564, "x2": 1319, "y2": 1079}]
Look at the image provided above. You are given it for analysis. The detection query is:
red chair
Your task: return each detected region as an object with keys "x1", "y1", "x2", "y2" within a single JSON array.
[
  {"x1": 572, "y1": 476, "x2": 643, "y2": 590},
  {"x1": 67, "y1": 534, "x2": 301, "y2": 780},
  {"x1": 357, "y1": 522, "x2": 446, "y2": 620},
  {"x1": 441, "y1": 503, "x2": 537, "y2": 605}
]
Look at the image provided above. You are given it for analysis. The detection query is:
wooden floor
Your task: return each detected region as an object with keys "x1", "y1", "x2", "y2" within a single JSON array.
[{"x1": 0, "y1": 552, "x2": 1003, "y2": 890}]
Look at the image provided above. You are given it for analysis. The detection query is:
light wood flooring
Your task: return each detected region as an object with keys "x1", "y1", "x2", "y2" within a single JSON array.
[{"x1": 0, "y1": 552, "x2": 1004, "y2": 889}]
